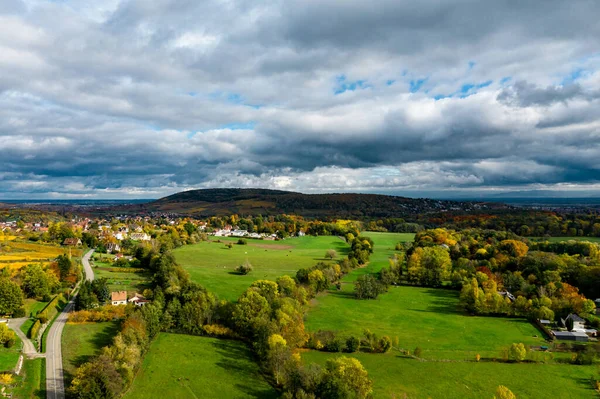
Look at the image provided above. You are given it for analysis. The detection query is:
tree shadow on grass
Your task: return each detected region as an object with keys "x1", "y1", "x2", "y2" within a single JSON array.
[
  {"x1": 326, "y1": 290, "x2": 356, "y2": 299},
  {"x1": 211, "y1": 340, "x2": 279, "y2": 399},
  {"x1": 421, "y1": 288, "x2": 461, "y2": 315}
]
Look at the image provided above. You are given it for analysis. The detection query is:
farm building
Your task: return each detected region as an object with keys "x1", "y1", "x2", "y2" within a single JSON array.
[
  {"x1": 552, "y1": 331, "x2": 589, "y2": 342},
  {"x1": 63, "y1": 238, "x2": 82, "y2": 246}
]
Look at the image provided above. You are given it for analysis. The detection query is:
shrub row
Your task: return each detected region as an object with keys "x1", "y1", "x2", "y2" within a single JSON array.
[
  {"x1": 29, "y1": 320, "x2": 41, "y2": 340},
  {"x1": 38, "y1": 294, "x2": 65, "y2": 324}
]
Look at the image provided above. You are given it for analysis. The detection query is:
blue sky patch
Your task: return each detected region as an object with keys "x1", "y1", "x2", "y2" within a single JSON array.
[{"x1": 333, "y1": 75, "x2": 372, "y2": 94}]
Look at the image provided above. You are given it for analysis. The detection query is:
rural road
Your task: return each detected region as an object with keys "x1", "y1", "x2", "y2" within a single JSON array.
[
  {"x1": 7, "y1": 318, "x2": 42, "y2": 358},
  {"x1": 46, "y1": 249, "x2": 94, "y2": 399},
  {"x1": 82, "y1": 249, "x2": 95, "y2": 281}
]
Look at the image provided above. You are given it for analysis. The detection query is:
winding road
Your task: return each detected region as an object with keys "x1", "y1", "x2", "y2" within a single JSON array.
[{"x1": 46, "y1": 249, "x2": 94, "y2": 399}]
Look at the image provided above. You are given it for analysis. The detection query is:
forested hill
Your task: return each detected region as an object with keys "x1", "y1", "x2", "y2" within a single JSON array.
[{"x1": 138, "y1": 188, "x2": 506, "y2": 218}]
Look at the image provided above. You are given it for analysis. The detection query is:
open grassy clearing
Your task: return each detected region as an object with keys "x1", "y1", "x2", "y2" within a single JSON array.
[
  {"x1": 10, "y1": 358, "x2": 45, "y2": 399},
  {"x1": 175, "y1": 236, "x2": 350, "y2": 301},
  {"x1": 306, "y1": 232, "x2": 544, "y2": 360},
  {"x1": 62, "y1": 321, "x2": 120, "y2": 383},
  {"x1": 303, "y1": 350, "x2": 597, "y2": 399},
  {"x1": 0, "y1": 334, "x2": 22, "y2": 372},
  {"x1": 344, "y1": 232, "x2": 414, "y2": 282},
  {"x1": 124, "y1": 333, "x2": 278, "y2": 399},
  {"x1": 306, "y1": 285, "x2": 545, "y2": 360}
]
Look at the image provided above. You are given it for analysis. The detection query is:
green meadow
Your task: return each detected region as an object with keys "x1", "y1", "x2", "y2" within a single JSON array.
[
  {"x1": 306, "y1": 232, "x2": 545, "y2": 360},
  {"x1": 0, "y1": 334, "x2": 21, "y2": 372},
  {"x1": 174, "y1": 236, "x2": 350, "y2": 301},
  {"x1": 306, "y1": 285, "x2": 545, "y2": 360},
  {"x1": 124, "y1": 333, "x2": 278, "y2": 399},
  {"x1": 62, "y1": 321, "x2": 120, "y2": 383},
  {"x1": 302, "y1": 351, "x2": 598, "y2": 399},
  {"x1": 10, "y1": 358, "x2": 45, "y2": 399}
]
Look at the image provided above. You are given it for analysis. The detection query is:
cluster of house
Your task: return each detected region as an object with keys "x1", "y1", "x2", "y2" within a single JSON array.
[
  {"x1": 110, "y1": 291, "x2": 150, "y2": 306},
  {"x1": 212, "y1": 225, "x2": 306, "y2": 239},
  {"x1": 213, "y1": 225, "x2": 278, "y2": 240},
  {"x1": 540, "y1": 313, "x2": 598, "y2": 342}
]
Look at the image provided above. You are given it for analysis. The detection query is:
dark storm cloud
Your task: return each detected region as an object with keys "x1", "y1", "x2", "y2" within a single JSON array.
[{"x1": 0, "y1": 0, "x2": 600, "y2": 198}]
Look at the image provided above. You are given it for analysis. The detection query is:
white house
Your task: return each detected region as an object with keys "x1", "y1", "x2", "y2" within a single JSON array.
[
  {"x1": 111, "y1": 291, "x2": 128, "y2": 306},
  {"x1": 563, "y1": 313, "x2": 586, "y2": 331},
  {"x1": 128, "y1": 293, "x2": 150, "y2": 306}
]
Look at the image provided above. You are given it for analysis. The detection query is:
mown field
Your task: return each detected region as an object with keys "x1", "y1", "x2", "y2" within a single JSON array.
[
  {"x1": 124, "y1": 333, "x2": 278, "y2": 399},
  {"x1": 302, "y1": 351, "x2": 598, "y2": 399},
  {"x1": 62, "y1": 321, "x2": 120, "y2": 383},
  {"x1": 175, "y1": 236, "x2": 350, "y2": 301},
  {"x1": 306, "y1": 285, "x2": 545, "y2": 360}
]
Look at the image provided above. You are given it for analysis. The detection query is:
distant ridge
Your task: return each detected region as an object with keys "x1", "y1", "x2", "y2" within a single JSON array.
[{"x1": 140, "y1": 188, "x2": 504, "y2": 218}]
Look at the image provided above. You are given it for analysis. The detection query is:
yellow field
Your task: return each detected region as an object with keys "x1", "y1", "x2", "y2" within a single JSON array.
[{"x1": 0, "y1": 240, "x2": 71, "y2": 269}]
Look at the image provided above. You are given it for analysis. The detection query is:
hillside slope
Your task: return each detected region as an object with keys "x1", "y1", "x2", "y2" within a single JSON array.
[{"x1": 140, "y1": 188, "x2": 504, "y2": 218}]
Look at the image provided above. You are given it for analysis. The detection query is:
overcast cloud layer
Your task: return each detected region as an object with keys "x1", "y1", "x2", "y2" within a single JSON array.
[{"x1": 1, "y1": 0, "x2": 600, "y2": 199}]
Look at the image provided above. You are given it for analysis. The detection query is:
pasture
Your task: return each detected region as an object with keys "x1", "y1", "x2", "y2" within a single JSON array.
[
  {"x1": 306, "y1": 232, "x2": 545, "y2": 360},
  {"x1": 303, "y1": 351, "x2": 598, "y2": 399},
  {"x1": 124, "y1": 333, "x2": 278, "y2": 399},
  {"x1": 175, "y1": 236, "x2": 350, "y2": 301},
  {"x1": 306, "y1": 285, "x2": 545, "y2": 360}
]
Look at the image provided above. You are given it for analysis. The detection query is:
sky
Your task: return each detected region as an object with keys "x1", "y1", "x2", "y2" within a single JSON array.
[{"x1": 1, "y1": 0, "x2": 600, "y2": 199}]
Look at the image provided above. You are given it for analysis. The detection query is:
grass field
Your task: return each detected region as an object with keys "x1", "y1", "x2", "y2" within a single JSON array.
[
  {"x1": 61, "y1": 321, "x2": 120, "y2": 383},
  {"x1": 0, "y1": 334, "x2": 22, "y2": 372},
  {"x1": 345, "y1": 232, "x2": 414, "y2": 282},
  {"x1": 306, "y1": 285, "x2": 545, "y2": 360},
  {"x1": 303, "y1": 351, "x2": 598, "y2": 399},
  {"x1": 124, "y1": 333, "x2": 278, "y2": 399},
  {"x1": 175, "y1": 236, "x2": 350, "y2": 301},
  {"x1": 306, "y1": 232, "x2": 544, "y2": 360},
  {"x1": 10, "y1": 358, "x2": 45, "y2": 399},
  {"x1": 90, "y1": 254, "x2": 151, "y2": 293}
]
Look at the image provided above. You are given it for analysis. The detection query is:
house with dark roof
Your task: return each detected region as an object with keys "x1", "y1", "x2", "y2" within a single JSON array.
[{"x1": 63, "y1": 238, "x2": 82, "y2": 246}]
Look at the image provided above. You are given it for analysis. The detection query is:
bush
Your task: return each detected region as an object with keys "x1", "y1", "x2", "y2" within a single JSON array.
[
  {"x1": 345, "y1": 336, "x2": 360, "y2": 353},
  {"x1": 413, "y1": 346, "x2": 422, "y2": 358},
  {"x1": 237, "y1": 239, "x2": 248, "y2": 245},
  {"x1": 12, "y1": 307, "x2": 26, "y2": 318},
  {"x1": 4, "y1": 337, "x2": 15, "y2": 348},
  {"x1": 225, "y1": 243, "x2": 233, "y2": 249},
  {"x1": 325, "y1": 338, "x2": 344, "y2": 353},
  {"x1": 202, "y1": 324, "x2": 235, "y2": 337},
  {"x1": 377, "y1": 336, "x2": 392, "y2": 353},
  {"x1": 235, "y1": 262, "x2": 253, "y2": 275},
  {"x1": 29, "y1": 320, "x2": 41, "y2": 339}
]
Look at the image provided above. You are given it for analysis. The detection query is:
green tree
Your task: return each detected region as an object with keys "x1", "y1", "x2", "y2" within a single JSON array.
[
  {"x1": 355, "y1": 274, "x2": 385, "y2": 300},
  {"x1": 0, "y1": 278, "x2": 23, "y2": 315},
  {"x1": 22, "y1": 264, "x2": 58, "y2": 299},
  {"x1": 420, "y1": 246, "x2": 452, "y2": 287},
  {"x1": 508, "y1": 343, "x2": 527, "y2": 362},
  {"x1": 56, "y1": 254, "x2": 74, "y2": 280},
  {"x1": 318, "y1": 356, "x2": 373, "y2": 399},
  {"x1": 232, "y1": 290, "x2": 271, "y2": 336}
]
